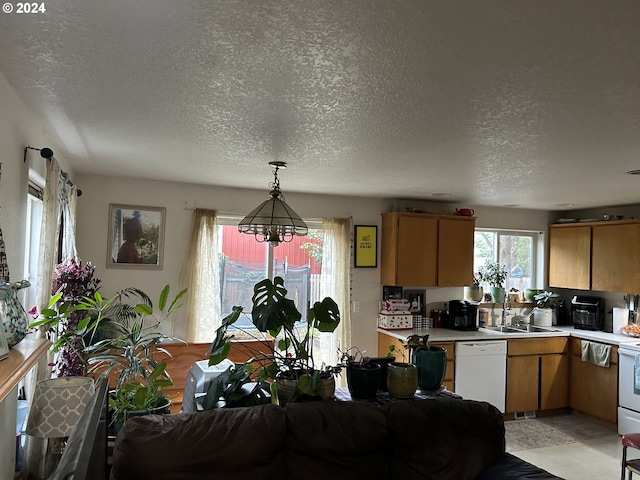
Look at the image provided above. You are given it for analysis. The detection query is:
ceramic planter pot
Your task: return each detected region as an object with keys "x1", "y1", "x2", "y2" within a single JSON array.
[
  {"x1": 346, "y1": 363, "x2": 381, "y2": 400},
  {"x1": 413, "y1": 346, "x2": 447, "y2": 391},
  {"x1": 113, "y1": 396, "x2": 171, "y2": 434},
  {"x1": 276, "y1": 374, "x2": 336, "y2": 406},
  {"x1": 524, "y1": 288, "x2": 543, "y2": 302},
  {"x1": 489, "y1": 286, "x2": 506, "y2": 304},
  {"x1": 387, "y1": 362, "x2": 418, "y2": 399},
  {"x1": 463, "y1": 286, "x2": 483, "y2": 302},
  {"x1": 368, "y1": 357, "x2": 395, "y2": 391}
]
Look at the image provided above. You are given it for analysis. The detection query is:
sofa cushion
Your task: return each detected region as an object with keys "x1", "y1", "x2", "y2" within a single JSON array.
[
  {"x1": 111, "y1": 403, "x2": 286, "y2": 480},
  {"x1": 474, "y1": 453, "x2": 564, "y2": 479},
  {"x1": 284, "y1": 401, "x2": 391, "y2": 480},
  {"x1": 382, "y1": 398, "x2": 505, "y2": 480}
]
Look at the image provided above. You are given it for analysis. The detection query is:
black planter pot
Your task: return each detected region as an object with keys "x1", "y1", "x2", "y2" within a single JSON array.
[
  {"x1": 346, "y1": 363, "x2": 381, "y2": 399},
  {"x1": 368, "y1": 357, "x2": 395, "y2": 391}
]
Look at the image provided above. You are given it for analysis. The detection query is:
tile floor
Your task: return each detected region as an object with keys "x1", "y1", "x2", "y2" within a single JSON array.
[{"x1": 509, "y1": 417, "x2": 639, "y2": 479}]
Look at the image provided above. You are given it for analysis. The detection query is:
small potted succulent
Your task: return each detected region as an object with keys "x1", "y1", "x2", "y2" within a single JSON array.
[{"x1": 533, "y1": 291, "x2": 560, "y2": 326}]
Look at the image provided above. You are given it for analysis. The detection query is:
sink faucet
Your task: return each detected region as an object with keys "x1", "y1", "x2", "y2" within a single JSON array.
[{"x1": 501, "y1": 296, "x2": 511, "y2": 326}]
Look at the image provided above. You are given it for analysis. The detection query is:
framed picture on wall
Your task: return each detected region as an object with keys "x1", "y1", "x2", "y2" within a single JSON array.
[
  {"x1": 404, "y1": 289, "x2": 425, "y2": 316},
  {"x1": 382, "y1": 285, "x2": 403, "y2": 301},
  {"x1": 354, "y1": 225, "x2": 377, "y2": 268},
  {"x1": 106, "y1": 204, "x2": 165, "y2": 270}
]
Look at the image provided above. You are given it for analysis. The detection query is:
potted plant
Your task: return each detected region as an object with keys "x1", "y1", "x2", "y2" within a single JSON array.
[
  {"x1": 38, "y1": 260, "x2": 102, "y2": 377},
  {"x1": 406, "y1": 334, "x2": 447, "y2": 392},
  {"x1": 385, "y1": 336, "x2": 418, "y2": 399},
  {"x1": 533, "y1": 291, "x2": 560, "y2": 326},
  {"x1": 338, "y1": 346, "x2": 381, "y2": 400},
  {"x1": 478, "y1": 262, "x2": 508, "y2": 303},
  {"x1": 205, "y1": 276, "x2": 341, "y2": 407},
  {"x1": 32, "y1": 284, "x2": 186, "y2": 426},
  {"x1": 463, "y1": 272, "x2": 484, "y2": 302}
]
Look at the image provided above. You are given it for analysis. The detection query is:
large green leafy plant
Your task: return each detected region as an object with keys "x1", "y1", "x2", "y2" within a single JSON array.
[
  {"x1": 32, "y1": 284, "x2": 186, "y2": 424},
  {"x1": 204, "y1": 276, "x2": 341, "y2": 408},
  {"x1": 478, "y1": 261, "x2": 509, "y2": 288}
]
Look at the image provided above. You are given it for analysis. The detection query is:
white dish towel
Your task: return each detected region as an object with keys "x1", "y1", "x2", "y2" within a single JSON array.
[{"x1": 580, "y1": 340, "x2": 611, "y2": 368}]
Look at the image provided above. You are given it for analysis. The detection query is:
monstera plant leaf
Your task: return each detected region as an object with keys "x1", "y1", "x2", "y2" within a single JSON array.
[
  {"x1": 251, "y1": 277, "x2": 301, "y2": 332},
  {"x1": 309, "y1": 297, "x2": 341, "y2": 333}
]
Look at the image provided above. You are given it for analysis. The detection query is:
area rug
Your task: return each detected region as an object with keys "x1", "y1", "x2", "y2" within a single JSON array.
[{"x1": 504, "y1": 414, "x2": 617, "y2": 452}]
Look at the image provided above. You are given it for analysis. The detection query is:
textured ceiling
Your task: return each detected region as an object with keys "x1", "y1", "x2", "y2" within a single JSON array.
[{"x1": 1, "y1": 0, "x2": 640, "y2": 210}]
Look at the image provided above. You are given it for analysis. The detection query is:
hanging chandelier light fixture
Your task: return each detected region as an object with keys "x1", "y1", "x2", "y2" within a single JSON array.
[{"x1": 238, "y1": 161, "x2": 308, "y2": 246}]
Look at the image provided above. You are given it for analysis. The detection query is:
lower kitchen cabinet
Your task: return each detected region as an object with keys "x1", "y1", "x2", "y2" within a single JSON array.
[
  {"x1": 569, "y1": 338, "x2": 618, "y2": 423},
  {"x1": 505, "y1": 337, "x2": 569, "y2": 413},
  {"x1": 377, "y1": 333, "x2": 455, "y2": 391}
]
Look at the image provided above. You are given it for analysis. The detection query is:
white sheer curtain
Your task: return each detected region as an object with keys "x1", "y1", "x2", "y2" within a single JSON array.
[
  {"x1": 319, "y1": 218, "x2": 352, "y2": 381},
  {"x1": 35, "y1": 159, "x2": 62, "y2": 318},
  {"x1": 59, "y1": 174, "x2": 78, "y2": 263},
  {"x1": 179, "y1": 208, "x2": 221, "y2": 342},
  {"x1": 25, "y1": 158, "x2": 79, "y2": 479}
]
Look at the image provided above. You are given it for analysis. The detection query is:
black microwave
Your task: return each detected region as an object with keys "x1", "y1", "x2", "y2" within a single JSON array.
[{"x1": 571, "y1": 295, "x2": 604, "y2": 331}]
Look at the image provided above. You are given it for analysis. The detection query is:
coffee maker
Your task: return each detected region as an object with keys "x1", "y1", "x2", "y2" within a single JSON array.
[{"x1": 444, "y1": 300, "x2": 479, "y2": 331}]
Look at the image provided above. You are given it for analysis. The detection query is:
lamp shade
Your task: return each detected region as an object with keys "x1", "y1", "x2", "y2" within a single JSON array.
[
  {"x1": 26, "y1": 377, "x2": 95, "y2": 438},
  {"x1": 238, "y1": 190, "x2": 308, "y2": 245},
  {"x1": 238, "y1": 161, "x2": 308, "y2": 246}
]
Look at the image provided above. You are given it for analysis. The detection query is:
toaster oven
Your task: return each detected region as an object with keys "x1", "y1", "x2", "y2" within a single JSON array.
[{"x1": 571, "y1": 295, "x2": 604, "y2": 331}]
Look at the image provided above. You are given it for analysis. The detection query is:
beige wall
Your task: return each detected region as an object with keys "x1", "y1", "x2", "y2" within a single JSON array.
[
  {"x1": 75, "y1": 173, "x2": 552, "y2": 354},
  {"x1": 0, "y1": 71, "x2": 69, "y2": 281}
]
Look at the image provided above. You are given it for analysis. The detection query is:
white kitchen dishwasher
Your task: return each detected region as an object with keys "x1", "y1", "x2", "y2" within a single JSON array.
[{"x1": 455, "y1": 341, "x2": 507, "y2": 413}]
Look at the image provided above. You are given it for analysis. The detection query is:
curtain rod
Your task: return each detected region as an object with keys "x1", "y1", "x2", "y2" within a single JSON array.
[{"x1": 23, "y1": 145, "x2": 82, "y2": 196}]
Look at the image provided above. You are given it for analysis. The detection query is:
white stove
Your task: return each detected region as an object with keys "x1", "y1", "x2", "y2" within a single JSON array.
[{"x1": 618, "y1": 342, "x2": 640, "y2": 434}]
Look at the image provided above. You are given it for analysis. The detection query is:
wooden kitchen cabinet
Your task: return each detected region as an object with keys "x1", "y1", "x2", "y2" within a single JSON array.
[
  {"x1": 505, "y1": 337, "x2": 569, "y2": 414},
  {"x1": 548, "y1": 219, "x2": 640, "y2": 293},
  {"x1": 569, "y1": 337, "x2": 618, "y2": 423},
  {"x1": 380, "y1": 212, "x2": 474, "y2": 287},
  {"x1": 377, "y1": 333, "x2": 455, "y2": 391},
  {"x1": 548, "y1": 225, "x2": 591, "y2": 290},
  {"x1": 592, "y1": 222, "x2": 640, "y2": 292}
]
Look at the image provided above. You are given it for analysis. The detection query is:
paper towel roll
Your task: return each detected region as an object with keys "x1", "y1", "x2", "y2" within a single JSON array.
[{"x1": 613, "y1": 307, "x2": 630, "y2": 334}]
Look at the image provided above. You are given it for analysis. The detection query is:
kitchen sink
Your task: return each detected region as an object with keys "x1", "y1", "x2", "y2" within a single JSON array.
[
  {"x1": 481, "y1": 326, "x2": 522, "y2": 334},
  {"x1": 508, "y1": 324, "x2": 562, "y2": 333},
  {"x1": 481, "y1": 325, "x2": 563, "y2": 334}
]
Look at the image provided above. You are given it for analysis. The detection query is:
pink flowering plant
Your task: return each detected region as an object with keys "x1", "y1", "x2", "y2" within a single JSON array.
[{"x1": 31, "y1": 260, "x2": 101, "y2": 377}]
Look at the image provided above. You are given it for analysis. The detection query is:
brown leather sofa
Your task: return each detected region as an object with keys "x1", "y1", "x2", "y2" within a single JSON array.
[{"x1": 110, "y1": 397, "x2": 563, "y2": 480}]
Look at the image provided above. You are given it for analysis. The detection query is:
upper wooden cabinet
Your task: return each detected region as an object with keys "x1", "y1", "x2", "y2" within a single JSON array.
[
  {"x1": 549, "y1": 220, "x2": 640, "y2": 292},
  {"x1": 380, "y1": 212, "x2": 475, "y2": 287},
  {"x1": 548, "y1": 225, "x2": 591, "y2": 289},
  {"x1": 592, "y1": 223, "x2": 640, "y2": 292}
]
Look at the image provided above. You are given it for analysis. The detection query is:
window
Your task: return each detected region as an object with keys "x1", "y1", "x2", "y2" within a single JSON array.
[
  {"x1": 213, "y1": 216, "x2": 343, "y2": 369},
  {"x1": 22, "y1": 180, "x2": 43, "y2": 310},
  {"x1": 474, "y1": 229, "x2": 541, "y2": 291},
  {"x1": 216, "y1": 219, "x2": 324, "y2": 330}
]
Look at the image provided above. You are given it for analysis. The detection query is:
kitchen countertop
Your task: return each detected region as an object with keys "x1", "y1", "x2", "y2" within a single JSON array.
[{"x1": 378, "y1": 325, "x2": 640, "y2": 345}]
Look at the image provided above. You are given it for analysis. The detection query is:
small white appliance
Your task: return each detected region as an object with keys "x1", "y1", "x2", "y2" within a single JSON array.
[
  {"x1": 618, "y1": 342, "x2": 640, "y2": 435},
  {"x1": 455, "y1": 340, "x2": 507, "y2": 413},
  {"x1": 181, "y1": 359, "x2": 234, "y2": 412}
]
